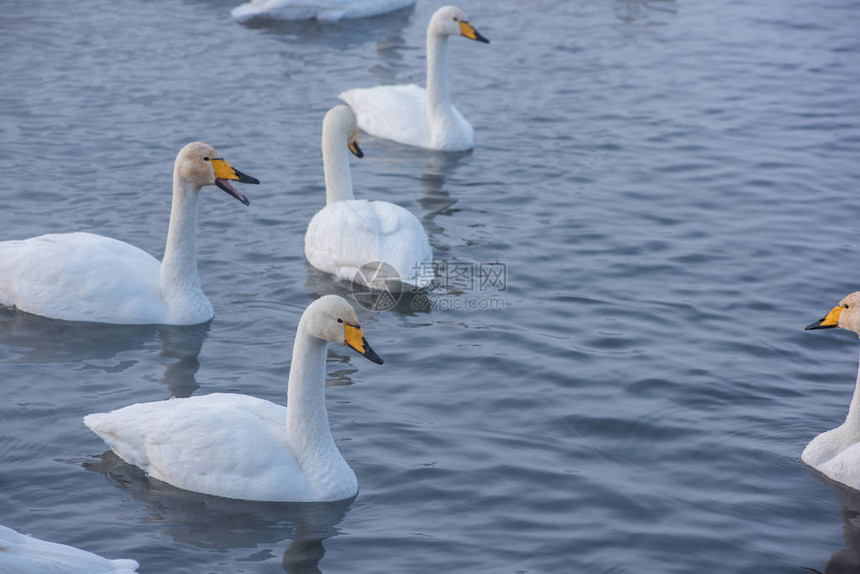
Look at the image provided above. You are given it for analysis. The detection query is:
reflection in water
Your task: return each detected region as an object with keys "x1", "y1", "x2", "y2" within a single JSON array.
[
  {"x1": 417, "y1": 150, "x2": 471, "y2": 222},
  {"x1": 0, "y1": 307, "x2": 158, "y2": 364},
  {"x1": 613, "y1": 0, "x2": 676, "y2": 27},
  {"x1": 303, "y1": 262, "x2": 431, "y2": 316},
  {"x1": 157, "y1": 323, "x2": 209, "y2": 398},
  {"x1": 280, "y1": 502, "x2": 348, "y2": 574},
  {"x1": 807, "y1": 469, "x2": 860, "y2": 573},
  {"x1": 0, "y1": 308, "x2": 209, "y2": 398},
  {"x1": 84, "y1": 452, "x2": 352, "y2": 573}
]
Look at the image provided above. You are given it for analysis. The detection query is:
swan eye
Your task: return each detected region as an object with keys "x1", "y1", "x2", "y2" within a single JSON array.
[
  {"x1": 337, "y1": 318, "x2": 343, "y2": 323},
  {"x1": 453, "y1": 17, "x2": 459, "y2": 21},
  {"x1": 203, "y1": 156, "x2": 210, "y2": 161},
  {"x1": 845, "y1": 304, "x2": 851, "y2": 309}
]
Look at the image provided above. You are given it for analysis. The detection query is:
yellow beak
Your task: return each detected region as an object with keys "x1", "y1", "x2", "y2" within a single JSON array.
[
  {"x1": 458, "y1": 20, "x2": 490, "y2": 44},
  {"x1": 805, "y1": 304, "x2": 843, "y2": 330},
  {"x1": 348, "y1": 131, "x2": 364, "y2": 158},
  {"x1": 344, "y1": 323, "x2": 383, "y2": 364},
  {"x1": 209, "y1": 157, "x2": 259, "y2": 206}
]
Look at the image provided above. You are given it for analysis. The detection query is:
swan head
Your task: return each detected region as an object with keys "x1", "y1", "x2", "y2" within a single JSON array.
[
  {"x1": 174, "y1": 142, "x2": 259, "y2": 205},
  {"x1": 806, "y1": 292, "x2": 860, "y2": 334},
  {"x1": 430, "y1": 5, "x2": 489, "y2": 44},
  {"x1": 303, "y1": 295, "x2": 383, "y2": 364},
  {"x1": 324, "y1": 106, "x2": 363, "y2": 158}
]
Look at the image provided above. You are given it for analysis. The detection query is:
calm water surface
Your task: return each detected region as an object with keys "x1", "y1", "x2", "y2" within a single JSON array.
[{"x1": 2, "y1": 0, "x2": 860, "y2": 572}]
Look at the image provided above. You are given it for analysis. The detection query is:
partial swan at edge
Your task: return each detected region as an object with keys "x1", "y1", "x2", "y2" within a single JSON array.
[
  {"x1": 0, "y1": 525, "x2": 138, "y2": 573},
  {"x1": 0, "y1": 142, "x2": 258, "y2": 325},
  {"x1": 804, "y1": 291, "x2": 860, "y2": 490}
]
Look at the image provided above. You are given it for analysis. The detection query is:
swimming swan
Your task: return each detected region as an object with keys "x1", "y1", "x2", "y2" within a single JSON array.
[
  {"x1": 340, "y1": 5, "x2": 489, "y2": 151},
  {"x1": 232, "y1": 0, "x2": 414, "y2": 22},
  {"x1": 85, "y1": 295, "x2": 383, "y2": 502},
  {"x1": 0, "y1": 142, "x2": 258, "y2": 325},
  {"x1": 0, "y1": 524, "x2": 138, "y2": 573},
  {"x1": 305, "y1": 105, "x2": 433, "y2": 290},
  {"x1": 804, "y1": 291, "x2": 860, "y2": 489}
]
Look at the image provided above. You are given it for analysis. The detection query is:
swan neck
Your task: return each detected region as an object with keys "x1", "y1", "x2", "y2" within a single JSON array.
[
  {"x1": 426, "y1": 31, "x2": 452, "y2": 117},
  {"x1": 161, "y1": 175, "x2": 203, "y2": 304},
  {"x1": 323, "y1": 128, "x2": 354, "y2": 205},
  {"x1": 286, "y1": 323, "x2": 336, "y2": 459},
  {"x1": 846, "y1": 344, "x2": 860, "y2": 430}
]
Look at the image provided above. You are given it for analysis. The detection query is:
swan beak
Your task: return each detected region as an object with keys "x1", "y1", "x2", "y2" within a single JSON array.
[
  {"x1": 211, "y1": 158, "x2": 259, "y2": 206},
  {"x1": 805, "y1": 305, "x2": 843, "y2": 330},
  {"x1": 459, "y1": 21, "x2": 489, "y2": 44},
  {"x1": 344, "y1": 323, "x2": 383, "y2": 365},
  {"x1": 348, "y1": 132, "x2": 364, "y2": 158}
]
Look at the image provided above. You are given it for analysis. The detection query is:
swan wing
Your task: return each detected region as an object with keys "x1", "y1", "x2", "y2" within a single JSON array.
[
  {"x1": 372, "y1": 200, "x2": 434, "y2": 287},
  {"x1": 305, "y1": 199, "x2": 432, "y2": 287},
  {"x1": 340, "y1": 84, "x2": 431, "y2": 148},
  {"x1": 0, "y1": 232, "x2": 164, "y2": 324},
  {"x1": 0, "y1": 525, "x2": 138, "y2": 573},
  {"x1": 808, "y1": 438, "x2": 860, "y2": 490},
  {"x1": 85, "y1": 393, "x2": 311, "y2": 501}
]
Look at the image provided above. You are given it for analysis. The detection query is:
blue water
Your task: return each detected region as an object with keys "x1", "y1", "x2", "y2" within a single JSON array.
[{"x1": 2, "y1": 0, "x2": 860, "y2": 572}]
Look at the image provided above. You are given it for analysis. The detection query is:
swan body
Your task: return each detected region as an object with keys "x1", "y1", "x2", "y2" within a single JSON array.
[
  {"x1": 0, "y1": 525, "x2": 138, "y2": 573},
  {"x1": 232, "y1": 0, "x2": 413, "y2": 21},
  {"x1": 85, "y1": 295, "x2": 383, "y2": 502},
  {"x1": 340, "y1": 5, "x2": 489, "y2": 151},
  {"x1": 0, "y1": 142, "x2": 258, "y2": 325},
  {"x1": 804, "y1": 292, "x2": 860, "y2": 489},
  {"x1": 305, "y1": 105, "x2": 433, "y2": 290}
]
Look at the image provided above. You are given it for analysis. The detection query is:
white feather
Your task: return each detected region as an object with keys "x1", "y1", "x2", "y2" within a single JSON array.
[
  {"x1": 305, "y1": 106, "x2": 433, "y2": 290},
  {"x1": 0, "y1": 525, "x2": 138, "y2": 574},
  {"x1": 0, "y1": 142, "x2": 254, "y2": 325},
  {"x1": 85, "y1": 296, "x2": 378, "y2": 503},
  {"x1": 340, "y1": 5, "x2": 487, "y2": 151},
  {"x1": 231, "y1": 0, "x2": 414, "y2": 22}
]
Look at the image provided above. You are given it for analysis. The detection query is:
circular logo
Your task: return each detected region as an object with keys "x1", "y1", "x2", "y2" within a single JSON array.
[{"x1": 351, "y1": 261, "x2": 403, "y2": 312}]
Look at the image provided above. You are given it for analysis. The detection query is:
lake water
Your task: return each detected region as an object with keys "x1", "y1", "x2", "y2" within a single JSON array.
[{"x1": 2, "y1": 0, "x2": 860, "y2": 572}]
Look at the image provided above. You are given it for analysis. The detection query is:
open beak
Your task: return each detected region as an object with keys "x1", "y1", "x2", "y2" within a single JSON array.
[
  {"x1": 805, "y1": 304, "x2": 843, "y2": 330},
  {"x1": 348, "y1": 132, "x2": 364, "y2": 158},
  {"x1": 343, "y1": 323, "x2": 383, "y2": 365},
  {"x1": 459, "y1": 20, "x2": 489, "y2": 44},
  {"x1": 211, "y1": 157, "x2": 259, "y2": 206}
]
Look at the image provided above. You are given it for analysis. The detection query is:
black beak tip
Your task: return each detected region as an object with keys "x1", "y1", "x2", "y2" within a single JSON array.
[
  {"x1": 351, "y1": 144, "x2": 364, "y2": 159},
  {"x1": 234, "y1": 169, "x2": 260, "y2": 185},
  {"x1": 805, "y1": 319, "x2": 832, "y2": 331},
  {"x1": 362, "y1": 338, "x2": 383, "y2": 365},
  {"x1": 475, "y1": 31, "x2": 490, "y2": 44}
]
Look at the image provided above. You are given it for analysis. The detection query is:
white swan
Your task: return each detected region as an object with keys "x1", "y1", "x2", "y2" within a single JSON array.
[
  {"x1": 85, "y1": 295, "x2": 383, "y2": 502},
  {"x1": 804, "y1": 291, "x2": 860, "y2": 489},
  {"x1": 340, "y1": 5, "x2": 489, "y2": 151},
  {"x1": 0, "y1": 525, "x2": 138, "y2": 573},
  {"x1": 0, "y1": 142, "x2": 258, "y2": 325},
  {"x1": 232, "y1": 0, "x2": 414, "y2": 21},
  {"x1": 305, "y1": 105, "x2": 433, "y2": 290}
]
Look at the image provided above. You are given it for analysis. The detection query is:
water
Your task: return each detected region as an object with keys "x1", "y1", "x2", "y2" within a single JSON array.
[{"x1": 2, "y1": 0, "x2": 860, "y2": 572}]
